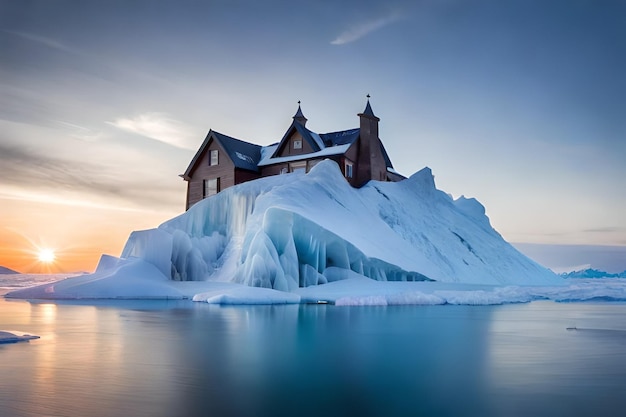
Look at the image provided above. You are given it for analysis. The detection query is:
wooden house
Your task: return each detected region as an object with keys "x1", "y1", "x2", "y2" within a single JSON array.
[{"x1": 181, "y1": 98, "x2": 404, "y2": 210}]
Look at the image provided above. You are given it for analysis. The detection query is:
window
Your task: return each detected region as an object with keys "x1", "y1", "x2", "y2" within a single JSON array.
[
  {"x1": 289, "y1": 161, "x2": 307, "y2": 173},
  {"x1": 203, "y1": 178, "x2": 220, "y2": 198},
  {"x1": 209, "y1": 150, "x2": 219, "y2": 166},
  {"x1": 293, "y1": 139, "x2": 302, "y2": 150},
  {"x1": 345, "y1": 161, "x2": 354, "y2": 178}
]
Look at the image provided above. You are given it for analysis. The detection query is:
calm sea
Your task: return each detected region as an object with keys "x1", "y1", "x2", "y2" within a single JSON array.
[{"x1": 1, "y1": 297, "x2": 625, "y2": 417}]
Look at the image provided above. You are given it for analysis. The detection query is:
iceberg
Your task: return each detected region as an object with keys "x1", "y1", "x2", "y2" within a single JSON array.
[
  {"x1": 0, "y1": 330, "x2": 40, "y2": 344},
  {"x1": 7, "y1": 160, "x2": 564, "y2": 302}
]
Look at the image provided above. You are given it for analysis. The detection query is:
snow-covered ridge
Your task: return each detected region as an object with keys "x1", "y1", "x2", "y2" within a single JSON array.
[{"x1": 7, "y1": 160, "x2": 562, "y2": 301}]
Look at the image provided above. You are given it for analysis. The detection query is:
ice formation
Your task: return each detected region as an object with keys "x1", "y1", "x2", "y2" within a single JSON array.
[
  {"x1": 155, "y1": 160, "x2": 559, "y2": 288},
  {"x1": 7, "y1": 160, "x2": 564, "y2": 301}
]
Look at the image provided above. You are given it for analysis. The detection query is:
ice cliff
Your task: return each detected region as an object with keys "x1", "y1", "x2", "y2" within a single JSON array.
[{"x1": 118, "y1": 159, "x2": 559, "y2": 289}]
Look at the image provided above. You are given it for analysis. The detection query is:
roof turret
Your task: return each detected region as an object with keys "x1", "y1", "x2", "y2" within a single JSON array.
[
  {"x1": 293, "y1": 101, "x2": 308, "y2": 126},
  {"x1": 358, "y1": 94, "x2": 380, "y2": 121}
]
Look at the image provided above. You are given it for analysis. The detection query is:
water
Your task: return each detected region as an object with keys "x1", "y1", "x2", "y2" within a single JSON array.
[{"x1": 1, "y1": 298, "x2": 625, "y2": 417}]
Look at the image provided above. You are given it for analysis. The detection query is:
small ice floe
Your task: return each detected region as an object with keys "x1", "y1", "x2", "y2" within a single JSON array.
[{"x1": 0, "y1": 330, "x2": 40, "y2": 344}]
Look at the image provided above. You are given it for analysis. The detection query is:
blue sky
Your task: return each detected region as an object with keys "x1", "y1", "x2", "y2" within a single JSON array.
[{"x1": 1, "y1": 0, "x2": 625, "y2": 272}]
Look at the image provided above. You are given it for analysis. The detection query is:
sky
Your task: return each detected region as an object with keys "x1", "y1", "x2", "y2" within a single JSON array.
[{"x1": 1, "y1": 0, "x2": 625, "y2": 273}]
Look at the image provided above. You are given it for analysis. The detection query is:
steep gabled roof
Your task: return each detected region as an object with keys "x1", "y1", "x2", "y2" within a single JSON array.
[
  {"x1": 270, "y1": 121, "x2": 325, "y2": 158},
  {"x1": 182, "y1": 130, "x2": 261, "y2": 179},
  {"x1": 212, "y1": 131, "x2": 262, "y2": 171}
]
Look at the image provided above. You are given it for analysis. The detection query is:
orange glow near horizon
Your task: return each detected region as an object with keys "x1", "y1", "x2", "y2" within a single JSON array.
[{"x1": 0, "y1": 198, "x2": 178, "y2": 274}]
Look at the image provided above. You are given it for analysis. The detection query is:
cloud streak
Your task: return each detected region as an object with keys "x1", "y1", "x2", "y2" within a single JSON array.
[
  {"x1": 107, "y1": 113, "x2": 198, "y2": 150},
  {"x1": 4, "y1": 30, "x2": 76, "y2": 53},
  {"x1": 331, "y1": 11, "x2": 403, "y2": 45},
  {"x1": 0, "y1": 143, "x2": 181, "y2": 211}
]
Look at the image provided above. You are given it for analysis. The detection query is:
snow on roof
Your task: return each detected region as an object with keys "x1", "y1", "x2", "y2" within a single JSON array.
[
  {"x1": 235, "y1": 151, "x2": 256, "y2": 165},
  {"x1": 211, "y1": 131, "x2": 261, "y2": 172},
  {"x1": 309, "y1": 131, "x2": 325, "y2": 149},
  {"x1": 258, "y1": 143, "x2": 351, "y2": 166},
  {"x1": 319, "y1": 128, "x2": 360, "y2": 146}
]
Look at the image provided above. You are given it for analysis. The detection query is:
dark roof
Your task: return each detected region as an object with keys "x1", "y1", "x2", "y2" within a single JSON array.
[
  {"x1": 292, "y1": 103, "x2": 308, "y2": 125},
  {"x1": 358, "y1": 99, "x2": 380, "y2": 121},
  {"x1": 182, "y1": 130, "x2": 261, "y2": 178},
  {"x1": 213, "y1": 131, "x2": 262, "y2": 171},
  {"x1": 293, "y1": 104, "x2": 306, "y2": 118},
  {"x1": 319, "y1": 128, "x2": 360, "y2": 146},
  {"x1": 271, "y1": 121, "x2": 323, "y2": 158},
  {"x1": 363, "y1": 100, "x2": 375, "y2": 117},
  {"x1": 319, "y1": 128, "x2": 393, "y2": 168}
]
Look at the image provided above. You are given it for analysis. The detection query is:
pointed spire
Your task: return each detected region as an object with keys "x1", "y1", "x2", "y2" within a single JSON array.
[
  {"x1": 293, "y1": 100, "x2": 308, "y2": 126},
  {"x1": 364, "y1": 94, "x2": 374, "y2": 116},
  {"x1": 358, "y1": 94, "x2": 379, "y2": 121}
]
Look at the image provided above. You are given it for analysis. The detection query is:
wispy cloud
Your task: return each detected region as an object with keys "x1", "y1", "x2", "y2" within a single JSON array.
[
  {"x1": 0, "y1": 143, "x2": 180, "y2": 210},
  {"x1": 107, "y1": 113, "x2": 198, "y2": 150},
  {"x1": 54, "y1": 120, "x2": 104, "y2": 142},
  {"x1": 331, "y1": 11, "x2": 403, "y2": 45},
  {"x1": 4, "y1": 30, "x2": 76, "y2": 53}
]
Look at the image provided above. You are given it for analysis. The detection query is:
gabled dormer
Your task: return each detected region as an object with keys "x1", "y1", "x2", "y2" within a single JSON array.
[{"x1": 271, "y1": 104, "x2": 325, "y2": 159}]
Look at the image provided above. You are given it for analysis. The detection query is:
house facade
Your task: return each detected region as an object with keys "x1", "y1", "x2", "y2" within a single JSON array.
[{"x1": 181, "y1": 99, "x2": 404, "y2": 210}]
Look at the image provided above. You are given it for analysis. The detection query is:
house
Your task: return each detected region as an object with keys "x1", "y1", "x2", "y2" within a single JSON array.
[{"x1": 181, "y1": 98, "x2": 404, "y2": 210}]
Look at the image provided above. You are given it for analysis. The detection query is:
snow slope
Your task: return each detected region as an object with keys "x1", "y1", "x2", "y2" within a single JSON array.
[
  {"x1": 7, "y1": 160, "x2": 562, "y2": 301},
  {"x1": 158, "y1": 160, "x2": 558, "y2": 287}
]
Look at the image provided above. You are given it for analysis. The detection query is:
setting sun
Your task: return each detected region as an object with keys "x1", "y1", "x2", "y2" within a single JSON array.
[{"x1": 38, "y1": 248, "x2": 56, "y2": 263}]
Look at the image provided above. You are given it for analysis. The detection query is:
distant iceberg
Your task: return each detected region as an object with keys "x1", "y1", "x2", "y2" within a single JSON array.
[
  {"x1": 561, "y1": 268, "x2": 626, "y2": 279},
  {"x1": 0, "y1": 330, "x2": 40, "y2": 344},
  {"x1": 0, "y1": 266, "x2": 19, "y2": 275}
]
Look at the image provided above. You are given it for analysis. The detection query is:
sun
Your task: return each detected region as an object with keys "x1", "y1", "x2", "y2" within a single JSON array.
[{"x1": 38, "y1": 248, "x2": 56, "y2": 263}]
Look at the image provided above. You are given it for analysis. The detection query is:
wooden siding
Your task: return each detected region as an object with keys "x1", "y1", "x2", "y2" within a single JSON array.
[
  {"x1": 344, "y1": 141, "x2": 359, "y2": 187},
  {"x1": 183, "y1": 107, "x2": 399, "y2": 209},
  {"x1": 234, "y1": 169, "x2": 261, "y2": 185},
  {"x1": 260, "y1": 157, "x2": 335, "y2": 178},
  {"x1": 260, "y1": 163, "x2": 285, "y2": 177},
  {"x1": 276, "y1": 131, "x2": 315, "y2": 158},
  {"x1": 186, "y1": 138, "x2": 236, "y2": 209},
  {"x1": 387, "y1": 170, "x2": 405, "y2": 182}
]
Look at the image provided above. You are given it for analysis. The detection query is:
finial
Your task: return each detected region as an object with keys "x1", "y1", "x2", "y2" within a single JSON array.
[
  {"x1": 366, "y1": 94, "x2": 370, "y2": 99},
  {"x1": 293, "y1": 101, "x2": 307, "y2": 125}
]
